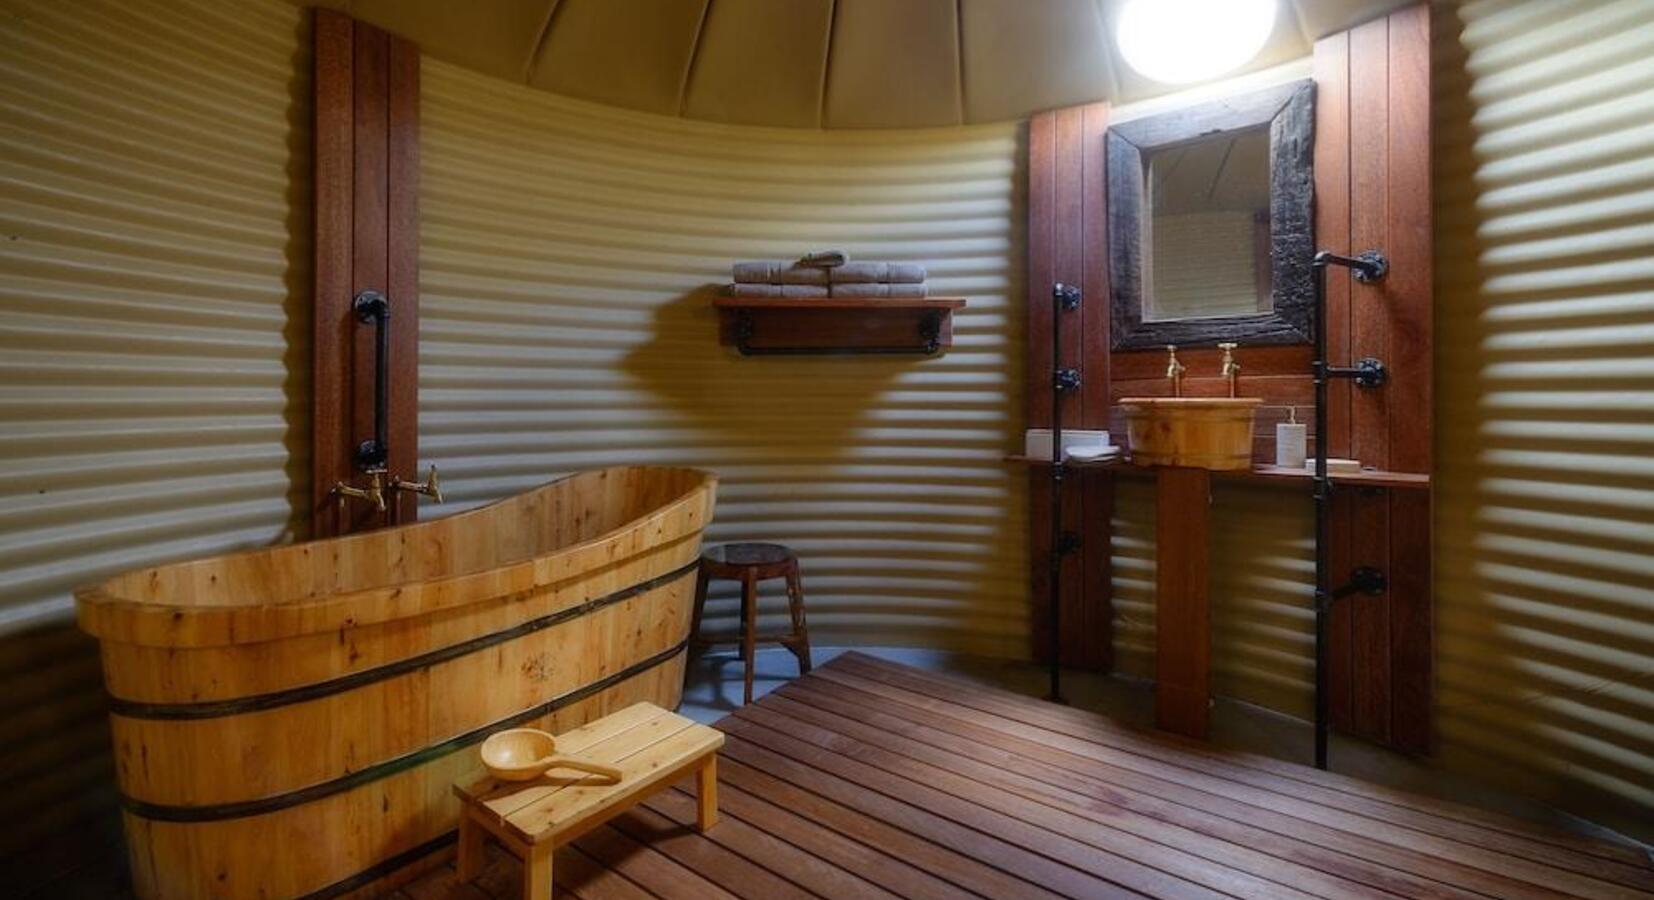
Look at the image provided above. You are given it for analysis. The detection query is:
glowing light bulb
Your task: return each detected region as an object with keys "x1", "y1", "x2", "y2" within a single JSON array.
[{"x1": 1116, "y1": 0, "x2": 1278, "y2": 85}]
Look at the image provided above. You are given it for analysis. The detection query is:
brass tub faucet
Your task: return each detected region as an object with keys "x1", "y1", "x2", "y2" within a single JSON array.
[
  {"x1": 394, "y1": 464, "x2": 443, "y2": 504},
  {"x1": 333, "y1": 467, "x2": 386, "y2": 514},
  {"x1": 1165, "y1": 344, "x2": 1186, "y2": 397},
  {"x1": 1219, "y1": 342, "x2": 1240, "y2": 398}
]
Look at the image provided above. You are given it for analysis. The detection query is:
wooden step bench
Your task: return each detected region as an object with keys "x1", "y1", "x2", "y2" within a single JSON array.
[{"x1": 453, "y1": 702, "x2": 724, "y2": 900}]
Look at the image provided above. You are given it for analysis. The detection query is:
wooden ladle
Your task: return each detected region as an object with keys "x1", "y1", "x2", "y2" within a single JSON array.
[{"x1": 479, "y1": 728, "x2": 623, "y2": 783}]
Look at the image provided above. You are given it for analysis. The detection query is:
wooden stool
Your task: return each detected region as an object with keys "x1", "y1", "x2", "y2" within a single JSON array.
[
  {"x1": 453, "y1": 703, "x2": 722, "y2": 900},
  {"x1": 690, "y1": 542, "x2": 812, "y2": 704}
]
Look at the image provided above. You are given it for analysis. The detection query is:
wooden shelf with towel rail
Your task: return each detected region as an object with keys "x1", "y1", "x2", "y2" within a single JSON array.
[{"x1": 713, "y1": 297, "x2": 966, "y2": 356}]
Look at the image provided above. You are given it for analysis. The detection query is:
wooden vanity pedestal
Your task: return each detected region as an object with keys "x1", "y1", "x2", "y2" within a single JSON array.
[{"x1": 1154, "y1": 466, "x2": 1213, "y2": 739}]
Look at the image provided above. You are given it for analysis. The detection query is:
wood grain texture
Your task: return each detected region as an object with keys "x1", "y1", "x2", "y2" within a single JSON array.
[
  {"x1": 1155, "y1": 467, "x2": 1212, "y2": 739},
  {"x1": 75, "y1": 467, "x2": 716, "y2": 899},
  {"x1": 1026, "y1": 102, "x2": 1113, "y2": 670},
  {"x1": 311, "y1": 8, "x2": 354, "y2": 539},
  {"x1": 313, "y1": 11, "x2": 422, "y2": 539},
  {"x1": 400, "y1": 654, "x2": 1654, "y2": 900},
  {"x1": 1313, "y1": 3, "x2": 1435, "y2": 755}
]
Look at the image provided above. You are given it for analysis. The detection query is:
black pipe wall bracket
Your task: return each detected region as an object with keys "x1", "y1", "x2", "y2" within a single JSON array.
[{"x1": 352, "y1": 289, "x2": 390, "y2": 471}]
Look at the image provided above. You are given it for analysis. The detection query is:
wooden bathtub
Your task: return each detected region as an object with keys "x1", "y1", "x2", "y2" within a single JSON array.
[{"x1": 76, "y1": 466, "x2": 716, "y2": 899}]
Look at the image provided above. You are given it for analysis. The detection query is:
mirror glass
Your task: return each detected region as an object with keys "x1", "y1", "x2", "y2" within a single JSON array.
[{"x1": 1143, "y1": 126, "x2": 1272, "y2": 322}]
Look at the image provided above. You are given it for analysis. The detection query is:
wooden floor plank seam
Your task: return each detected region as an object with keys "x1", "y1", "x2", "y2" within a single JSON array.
[
  {"x1": 762, "y1": 682, "x2": 1408, "y2": 900},
  {"x1": 731, "y1": 700, "x2": 1323, "y2": 900},
  {"x1": 399, "y1": 654, "x2": 1654, "y2": 900},
  {"x1": 826, "y1": 655, "x2": 1651, "y2": 899},
  {"x1": 716, "y1": 750, "x2": 1062, "y2": 900},
  {"x1": 806, "y1": 664, "x2": 1565, "y2": 899},
  {"x1": 771, "y1": 677, "x2": 1494, "y2": 900},
  {"x1": 836, "y1": 653, "x2": 1649, "y2": 871}
]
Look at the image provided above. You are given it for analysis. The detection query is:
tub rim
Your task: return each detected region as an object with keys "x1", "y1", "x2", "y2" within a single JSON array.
[{"x1": 76, "y1": 465, "x2": 717, "y2": 648}]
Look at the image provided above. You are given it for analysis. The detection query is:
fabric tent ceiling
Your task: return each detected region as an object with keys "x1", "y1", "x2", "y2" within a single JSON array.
[{"x1": 304, "y1": 0, "x2": 1415, "y2": 128}]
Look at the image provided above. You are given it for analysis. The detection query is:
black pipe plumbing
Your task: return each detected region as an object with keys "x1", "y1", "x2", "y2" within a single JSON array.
[
  {"x1": 354, "y1": 289, "x2": 391, "y2": 472},
  {"x1": 1047, "y1": 282, "x2": 1082, "y2": 704},
  {"x1": 1310, "y1": 249, "x2": 1387, "y2": 769}
]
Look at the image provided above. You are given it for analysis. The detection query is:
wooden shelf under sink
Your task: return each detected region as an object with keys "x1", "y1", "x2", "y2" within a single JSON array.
[
  {"x1": 713, "y1": 297, "x2": 966, "y2": 356},
  {"x1": 1004, "y1": 455, "x2": 1431, "y2": 489}
]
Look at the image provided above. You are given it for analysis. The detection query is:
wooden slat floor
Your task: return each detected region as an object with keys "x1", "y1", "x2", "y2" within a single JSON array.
[{"x1": 396, "y1": 652, "x2": 1654, "y2": 900}]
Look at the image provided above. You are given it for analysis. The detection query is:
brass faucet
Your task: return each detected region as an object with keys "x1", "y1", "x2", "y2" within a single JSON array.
[
  {"x1": 393, "y1": 464, "x2": 443, "y2": 504},
  {"x1": 1165, "y1": 344, "x2": 1186, "y2": 398},
  {"x1": 1218, "y1": 342, "x2": 1240, "y2": 398},
  {"x1": 333, "y1": 467, "x2": 386, "y2": 514}
]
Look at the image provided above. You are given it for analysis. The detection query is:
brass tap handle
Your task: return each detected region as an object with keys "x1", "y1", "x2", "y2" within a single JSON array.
[
  {"x1": 393, "y1": 464, "x2": 443, "y2": 504},
  {"x1": 332, "y1": 471, "x2": 386, "y2": 514},
  {"x1": 1165, "y1": 344, "x2": 1186, "y2": 397},
  {"x1": 1218, "y1": 342, "x2": 1240, "y2": 398}
]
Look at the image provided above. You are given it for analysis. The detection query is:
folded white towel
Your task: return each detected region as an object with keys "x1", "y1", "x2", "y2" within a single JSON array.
[
  {"x1": 828, "y1": 262, "x2": 926, "y2": 284},
  {"x1": 731, "y1": 261, "x2": 780, "y2": 283},
  {"x1": 776, "y1": 265, "x2": 829, "y2": 285},
  {"x1": 798, "y1": 249, "x2": 848, "y2": 267},
  {"x1": 828, "y1": 282, "x2": 928, "y2": 298},
  {"x1": 732, "y1": 260, "x2": 831, "y2": 285},
  {"x1": 726, "y1": 283, "x2": 829, "y2": 298}
]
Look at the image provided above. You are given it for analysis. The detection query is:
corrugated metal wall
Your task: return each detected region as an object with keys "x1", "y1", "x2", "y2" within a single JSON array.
[
  {"x1": 0, "y1": 0, "x2": 310, "y2": 889},
  {"x1": 418, "y1": 61, "x2": 1028, "y2": 658},
  {"x1": 2, "y1": 0, "x2": 1651, "y2": 880},
  {"x1": 1432, "y1": 0, "x2": 1654, "y2": 840}
]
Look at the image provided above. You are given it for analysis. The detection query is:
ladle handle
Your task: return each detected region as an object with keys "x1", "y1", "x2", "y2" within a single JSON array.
[{"x1": 542, "y1": 755, "x2": 622, "y2": 782}]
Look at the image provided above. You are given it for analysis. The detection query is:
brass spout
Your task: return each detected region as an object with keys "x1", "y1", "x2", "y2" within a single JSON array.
[
  {"x1": 1218, "y1": 342, "x2": 1240, "y2": 398},
  {"x1": 1165, "y1": 344, "x2": 1186, "y2": 398},
  {"x1": 333, "y1": 469, "x2": 386, "y2": 514},
  {"x1": 393, "y1": 464, "x2": 443, "y2": 504}
]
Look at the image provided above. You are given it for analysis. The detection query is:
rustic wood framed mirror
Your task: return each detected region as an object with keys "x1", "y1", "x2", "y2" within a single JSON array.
[{"x1": 1107, "y1": 79, "x2": 1315, "y2": 349}]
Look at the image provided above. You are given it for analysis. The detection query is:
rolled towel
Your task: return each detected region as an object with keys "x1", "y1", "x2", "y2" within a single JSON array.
[
  {"x1": 726, "y1": 283, "x2": 829, "y2": 298},
  {"x1": 828, "y1": 261, "x2": 926, "y2": 284},
  {"x1": 828, "y1": 282, "x2": 929, "y2": 298},
  {"x1": 797, "y1": 249, "x2": 848, "y2": 268}
]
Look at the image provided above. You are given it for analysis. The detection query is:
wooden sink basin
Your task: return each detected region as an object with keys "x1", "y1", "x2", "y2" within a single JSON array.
[{"x1": 1119, "y1": 397, "x2": 1263, "y2": 470}]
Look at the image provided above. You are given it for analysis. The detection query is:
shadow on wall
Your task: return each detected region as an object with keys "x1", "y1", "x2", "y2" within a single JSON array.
[
  {"x1": 1430, "y1": 2, "x2": 1654, "y2": 844},
  {"x1": 621, "y1": 285, "x2": 918, "y2": 445},
  {"x1": 0, "y1": 623, "x2": 125, "y2": 894}
]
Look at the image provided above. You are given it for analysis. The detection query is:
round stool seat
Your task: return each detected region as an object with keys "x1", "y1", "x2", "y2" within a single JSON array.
[
  {"x1": 691, "y1": 542, "x2": 812, "y2": 704},
  {"x1": 703, "y1": 542, "x2": 794, "y2": 574}
]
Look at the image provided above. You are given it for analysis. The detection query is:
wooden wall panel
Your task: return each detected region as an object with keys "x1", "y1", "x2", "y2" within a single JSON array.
[
  {"x1": 312, "y1": 9, "x2": 421, "y2": 539},
  {"x1": 1314, "y1": 3, "x2": 1434, "y2": 755},
  {"x1": 1025, "y1": 102, "x2": 1113, "y2": 670},
  {"x1": 1029, "y1": 4, "x2": 1432, "y2": 749}
]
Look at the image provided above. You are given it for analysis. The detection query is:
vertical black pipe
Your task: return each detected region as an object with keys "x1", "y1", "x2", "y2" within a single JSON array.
[
  {"x1": 354, "y1": 290, "x2": 391, "y2": 471},
  {"x1": 1049, "y1": 285, "x2": 1066, "y2": 704},
  {"x1": 1311, "y1": 257, "x2": 1331, "y2": 770}
]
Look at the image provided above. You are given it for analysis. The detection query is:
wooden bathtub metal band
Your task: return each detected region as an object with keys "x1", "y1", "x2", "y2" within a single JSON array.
[
  {"x1": 116, "y1": 638, "x2": 690, "y2": 823},
  {"x1": 106, "y1": 559, "x2": 701, "y2": 721},
  {"x1": 297, "y1": 830, "x2": 457, "y2": 900}
]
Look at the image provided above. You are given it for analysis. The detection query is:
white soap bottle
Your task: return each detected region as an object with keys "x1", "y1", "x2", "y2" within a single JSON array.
[{"x1": 1276, "y1": 407, "x2": 1307, "y2": 469}]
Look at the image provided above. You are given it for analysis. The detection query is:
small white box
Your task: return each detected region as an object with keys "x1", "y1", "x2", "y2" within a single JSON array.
[{"x1": 1025, "y1": 429, "x2": 1112, "y2": 458}]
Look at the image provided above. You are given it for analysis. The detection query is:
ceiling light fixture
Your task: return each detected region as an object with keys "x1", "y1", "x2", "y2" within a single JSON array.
[{"x1": 1116, "y1": 0, "x2": 1278, "y2": 85}]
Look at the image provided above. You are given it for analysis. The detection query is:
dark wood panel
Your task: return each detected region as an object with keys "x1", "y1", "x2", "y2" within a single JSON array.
[
  {"x1": 1026, "y1": 103, "x2": 1114, "y2": 671},
  {"x1": 312, "y1": 10, "x2": 421, "y2": 539},
  {"x1": 1352, "y1": 486, "x2": 1393, "y2": 741},
  {"x1": 1389, "y1": 488, "x2": 1433, "y2": 755},
  {"x1": 310, "y1": 9, "x2": 353, "y2": 540},
  {"x1": 386, "y1": 32, "x2": 421, "y2": 524},
  {"x1": 1155, "y1": 467, "x2": 1212, "y2": 739},
  {"x1": 1385, "y1": 2, "x2": 1435, "y2": 475},
  {"x1": 350, "y1": 21, "x2": 389, "y2": 524},
  {"x1": 1313, "y1": 30, "x2": 1353, "y2": 460},
  {"x1": 1348, "y1": 17, "x2": 1392, "y2": 470},
  {"x1": 1026, "y1": 110, "x2": 1055, "y2": 427}
]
